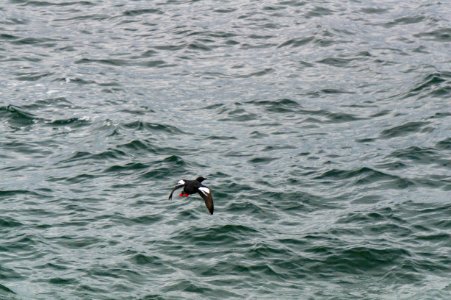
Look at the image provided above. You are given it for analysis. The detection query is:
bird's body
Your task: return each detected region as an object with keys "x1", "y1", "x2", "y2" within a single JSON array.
[{"x1": 169, "y1": 176, "x2": 214, "y2": 214}]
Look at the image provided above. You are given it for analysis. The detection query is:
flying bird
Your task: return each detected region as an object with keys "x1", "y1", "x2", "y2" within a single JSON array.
[{"x1": 169, "y1": 176, "x2": 214, "y2": 215}]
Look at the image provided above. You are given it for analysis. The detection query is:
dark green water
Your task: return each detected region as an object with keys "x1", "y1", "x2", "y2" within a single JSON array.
[{"x1": 1, "y1": 1, "x2": 451, "y2": 299}]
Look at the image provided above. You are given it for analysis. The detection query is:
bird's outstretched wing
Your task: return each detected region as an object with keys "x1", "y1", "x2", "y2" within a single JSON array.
[
  {"x1": 169, "y1": 184, "x2": 184, "y2": 200},
  {"x1": 198, "y1": 186, "x2": 214, "y2": 215}
]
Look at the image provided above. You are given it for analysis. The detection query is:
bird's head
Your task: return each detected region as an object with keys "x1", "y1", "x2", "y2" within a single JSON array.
[{"x1": 196, "y1": 176, "x2": 206, "y2": 182}]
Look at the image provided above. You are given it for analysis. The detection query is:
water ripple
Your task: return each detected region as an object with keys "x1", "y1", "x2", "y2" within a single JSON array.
[{"x1": 1, "y1": 0, "x2": 450, "y2": 298}]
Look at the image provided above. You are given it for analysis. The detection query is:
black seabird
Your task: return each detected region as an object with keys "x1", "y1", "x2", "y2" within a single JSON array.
[{"x1": 168, "y1": 176, "x2": 214, "y2": 215}]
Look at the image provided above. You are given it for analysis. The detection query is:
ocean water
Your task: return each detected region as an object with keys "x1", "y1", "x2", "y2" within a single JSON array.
[{"x1": 1, "y1": 0, "x2": 450, "y2": 299}]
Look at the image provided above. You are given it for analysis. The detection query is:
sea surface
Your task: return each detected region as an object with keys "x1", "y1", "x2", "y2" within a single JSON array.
[{"x1": 1, "y1": 0, "x2": 450, "y2": 299}]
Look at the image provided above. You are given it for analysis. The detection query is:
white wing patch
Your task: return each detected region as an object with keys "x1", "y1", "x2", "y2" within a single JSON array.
[
  {"x1": 199, "y1": 187, "x2": 210, "y2": 195},
  {"x1": 177, "y1": 180, "x2": 185, "y2": 185}
]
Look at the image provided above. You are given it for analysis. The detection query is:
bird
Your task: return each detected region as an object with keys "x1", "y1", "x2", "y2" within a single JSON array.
[{"x1": 169, "y1": 176, "x2": 214, "y2": 215}]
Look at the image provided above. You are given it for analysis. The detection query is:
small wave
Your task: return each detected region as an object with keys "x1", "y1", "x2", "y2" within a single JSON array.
[
  {"x1": 206, "y1": 135, "x2": 237, "y2": 140},
  {"x1": 415, "y1": 232, "x2": 451, "y2": 242},
  {"x1": 414, "y1": 28, "x2": 451, "y2": 42},
  {"x1": 0, "y1": 265, "x2": 23, "y2": 281},
  {"x1": 262, "y1": 144, "x2": 296, "y2": 152},
  {"x1": 305, "y1": 6, "x2": 334, "y2": 18},
  {"x1": 0, "y1": 217, "x2": 23, "y2": 228},
  {"x1": 411, "y1": 72, "x2": 447, "y2": 93},
  {"x1": 76, "y1": 56, "x2": 175, "y2": 69},
  {"x1": 226, "y1": 200, "x2": 269, "y2": 216},
  {"x1": 75, "y1": 58, "x2": 130, "y2": 66},
  {"x1": 2, "y1": 104, "x2": 90, "y2": 130},
  {"x1": 301, "y1": 109, "x2": 361, "y2": 123},
  {"x1": 22, "y1": 97, "x2": 74, "y2": 110},
  {"x1": 88, "y1": 149, "x2": 127, "y2": 161},
  {"x1": 1, "y1": 234, "x2": 37, "y2": 254},
  {"x1": 389, "y1": 146, "x2": 444, "y2": 166},
  {"x1": 138, "y1": 293, "x2": 168, "y2": 300},
  {"x1": 46, "y1": 117, "x2": 90, "y2": 127},
  {"x1": 130, "y1": 254, "x2": 165, "y2": 266},
  {"x1": 48, "y1": 277, "x2": 78, "y2": 285},
  {"x1": 215, "y1": 181, "x2": 254, "y2": 195},
  {"x1": 213, "y1": 7, "x2": 237, "y2": 13},
  {"x1": 244, "y1": 99, "x2": 362, "y2": 124},
  {"x1": 0, "y1": 189, "x2": 43, "y2": 198},
  {"x1": 15, "y1": 71, "x2": 52, "y2": 81},
  {"x1": 350, "y1": 194, "x2": 383, "y2": 204},
  {"x1": 56, "y1": 235, "x2": 103, "y2": 249},
  {"x1": 219, "y1": 108, "x2": 258, "y2": 122},
  {"x1": 360, "y1": 7, "x2": 389, "y2": 14},
  {"x1": 12, "y1": 1, "x2": 94, "y2": 7},
  {"x1": 0, "y1": 283, "x2": 16, "y2": 296},
  {"x1": 237, "y1": 68, "x2": 274, "y2": 78},
  {"x1": 248, "y1": 241, "x2": 297, "y2": 260},
  {"x1": 63, "y1": 173, "x2": 96, "y2": 184},
  {"x1": 250, "y1": 131, "x2": 269, "y2": 138},
  {"x1": 123, "y1": 8, "x2": 163, "y2": 16},
  {"x1": 277, "y1": 36, "x2": 314, "y2": 48},
  {"x1": 141, "y1": 155, "x2": 187, "y2": 179},
  {"x1": 337, "y1": 207, "x2": 406, "y2": 226},
  {"x1": 318, "y1": 246, "x2": 411, "y2": 273},
  {"x1": 436, "y1": 137, "x2": 451, "y2": 150},
  {"x1": 122, "y1": 121, "x2": 184, "y2": 134},
  {"x1": 116, "y1": 140, "x2": 161, "y2": 154},
  {"x1": 260, "y1": 190, "x2": 335, "y2": 212},
  {"x1": 249, "y1": 98, "x2": 299, "y2": 113},
  {"x1": 370, "y1": 110, "x2": 391, "y2": 118},
  {"x1": 54, "y1": 13, "x2": 109, "y2": 22},
  {"x1": 11, "y1": 37, "x2": 57, "y2": 47},
  {"x1": 172, "y1": 224, "x2": 260, "y2": 246},
  {"x1": 402, "y1": 71, "x2": 451, "y2": 99},
  {"x1": 379, "y1": 121, "x2": 430, "y2": 139},
  {"x1": 315, "y1": 167, "x2": 414, "y2": 188},
  {"x1": 187, "y1": 42, "x2": 212, "y2": 51},
  {"x1": 249, "y1": 157, "x2": 278, "y2": 164},
  {"x1": 160, "y1": 278, "x2": 216, "y2": 295},
  {"x1": 320, "y1": 88, "x2": 354, "y2": 94},
  {"x1": 317, "y1": 57, "x2": 355, "y2": 67},
  {"x1": 128, "y1": 214, "x2": 163, "y2": 225},
  {"x1": 0, "y1": 33, "x2": 18, "y2": 40},
  {"x1": 322, "y1": 111, "x2": 362, "y2": 123},
  {"x1": 153, "y1": 44, "x2": 185, "y2": 51},
  {"x1": 60, "y1": 149, "x2": 127, "y2": 164},
  {"x1": 104, "y1": 162, "x2": 148, "y2": 173},
  {"x1": 384, "y1": 16, "x2": 426, "y2": 28},
  {"x1": 202, "y1": 103, "x2": 224, "y2": 110},
  {"x1": 0, "y1": 105, "x2": 36, "y2": 127}
]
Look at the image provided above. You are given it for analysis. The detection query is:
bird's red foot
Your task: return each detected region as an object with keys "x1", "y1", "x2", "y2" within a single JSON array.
[{"x1": 179, "y1": 193, "x2": 189, "y2": 197}]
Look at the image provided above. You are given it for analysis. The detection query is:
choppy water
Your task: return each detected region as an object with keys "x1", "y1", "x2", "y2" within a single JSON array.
[{"x1": 1, "y1": 0, "x2": 450, "y2": 299}]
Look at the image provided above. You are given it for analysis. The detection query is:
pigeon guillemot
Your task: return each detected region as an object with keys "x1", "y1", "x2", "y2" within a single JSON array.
[{"x1": 169, "y1": 176, "x2": 214, "y2": 215}]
